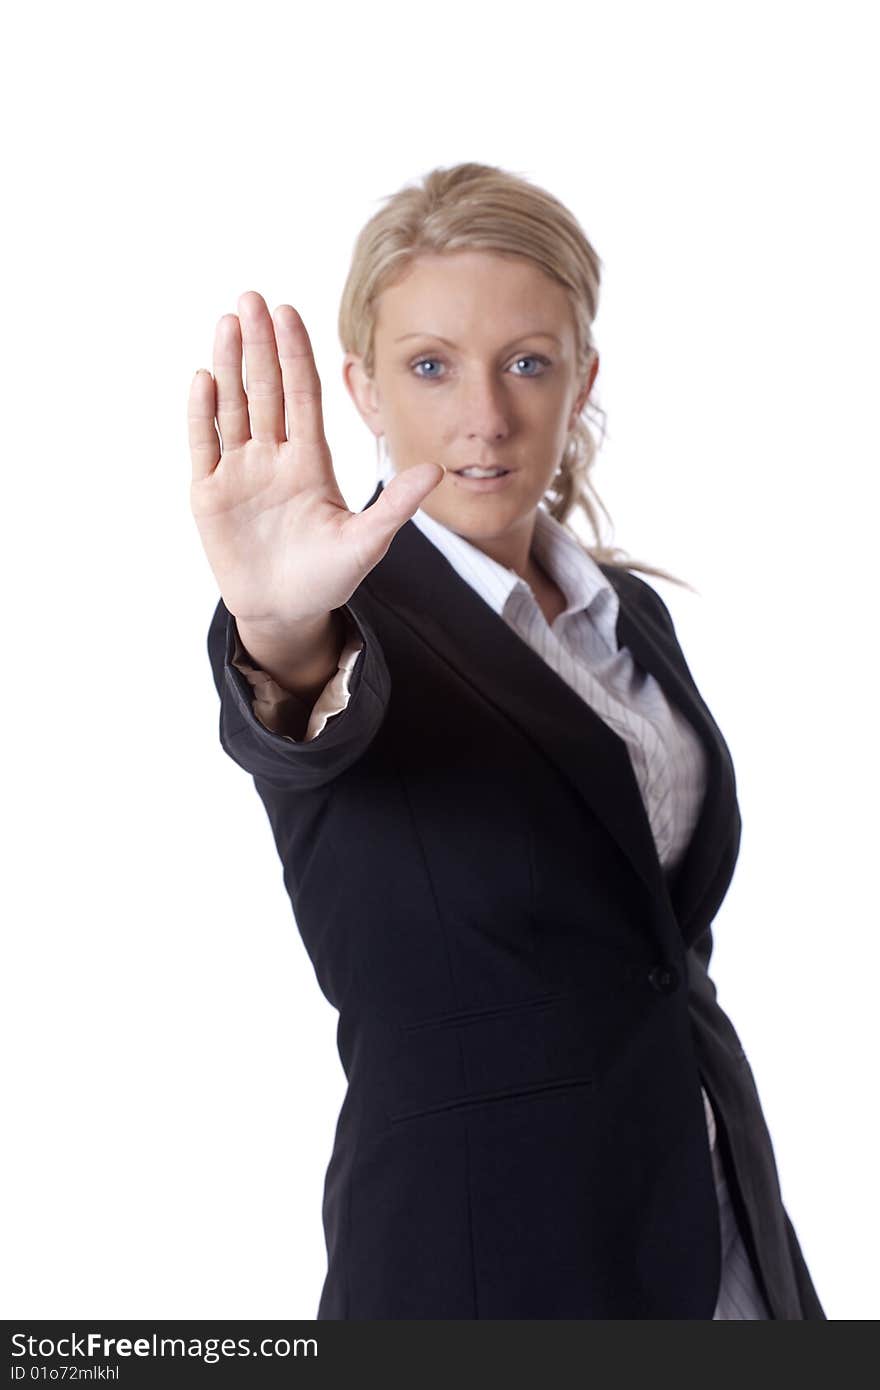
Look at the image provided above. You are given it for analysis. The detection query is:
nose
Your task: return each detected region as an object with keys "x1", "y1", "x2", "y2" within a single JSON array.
[{"x1": 458, "y1": 368, "x2": 512, "y2": 442}]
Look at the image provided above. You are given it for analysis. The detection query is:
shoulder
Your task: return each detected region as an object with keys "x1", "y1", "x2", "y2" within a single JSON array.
[{"x1": 598, "y1": 563, "x2": 678, "y2": 638}]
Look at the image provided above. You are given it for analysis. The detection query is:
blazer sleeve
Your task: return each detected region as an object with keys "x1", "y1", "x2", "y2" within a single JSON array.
[{"x1": 207, "y1": 593, "x2": 391, "y2": 792}]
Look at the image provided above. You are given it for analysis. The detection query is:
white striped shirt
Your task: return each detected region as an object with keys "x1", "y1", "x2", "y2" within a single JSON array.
[{"x1": 230, "y1": 464, "x2": 771, "y2": 1318}]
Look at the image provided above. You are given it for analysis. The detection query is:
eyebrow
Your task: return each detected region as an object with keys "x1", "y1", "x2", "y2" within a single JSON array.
[{"x1": 394, "y1": 331, "x2": 563, "y2": 348}]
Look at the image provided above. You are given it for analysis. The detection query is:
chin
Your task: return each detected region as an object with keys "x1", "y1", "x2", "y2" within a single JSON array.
[{"x1": 443, "y1": 502, "x2": 529, "y2": 539}]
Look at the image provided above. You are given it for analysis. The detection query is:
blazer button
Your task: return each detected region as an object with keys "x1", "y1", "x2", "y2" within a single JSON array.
[{"x1": 648, "y1": 963, "x2": 679, "y2": 994}]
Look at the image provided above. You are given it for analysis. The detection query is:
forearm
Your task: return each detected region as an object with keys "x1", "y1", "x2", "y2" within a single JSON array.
[{"x1": 234, "y1": 609, "x2": 348, "y2": 706}]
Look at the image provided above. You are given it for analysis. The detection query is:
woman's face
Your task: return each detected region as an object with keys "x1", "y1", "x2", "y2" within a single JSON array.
[{"x1": 349, "y1": 249, "x2": 599, "y2": 549}]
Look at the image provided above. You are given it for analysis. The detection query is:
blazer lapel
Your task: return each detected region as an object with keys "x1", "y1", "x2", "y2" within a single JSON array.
[
  {"x1": 358, "y1": 480, "x2": 735, "y2": 944},
  {"x1": 605, "y1": 571, "x2": 740, "y2": 943}
]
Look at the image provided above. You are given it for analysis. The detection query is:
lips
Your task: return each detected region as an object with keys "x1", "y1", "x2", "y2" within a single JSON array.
[
  {"x1": 450, "y1": 468, "x2": 516, "y2": 493},
  {"x1": 453, "y1": 464, "x2": 510, "y2": 473}
]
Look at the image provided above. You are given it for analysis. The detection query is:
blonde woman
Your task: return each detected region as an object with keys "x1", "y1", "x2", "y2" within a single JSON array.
[{"x1": 189, "y1": 162, "x2": 825, "y2": 1320}]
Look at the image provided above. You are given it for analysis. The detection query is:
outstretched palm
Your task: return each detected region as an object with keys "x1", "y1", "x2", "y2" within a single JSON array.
[{"x1": 188, "y1": 290, "x2": 443, "y2": 630}]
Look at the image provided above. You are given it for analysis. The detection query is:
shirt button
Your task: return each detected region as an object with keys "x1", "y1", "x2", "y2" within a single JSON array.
[{"x1": 648, "y1": 963, "x2": 680, "y2": 994}]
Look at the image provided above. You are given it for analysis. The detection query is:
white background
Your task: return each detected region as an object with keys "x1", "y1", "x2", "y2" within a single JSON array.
[{"x1": 3, "y1": 0, "x2": 875, "y2": 1321}]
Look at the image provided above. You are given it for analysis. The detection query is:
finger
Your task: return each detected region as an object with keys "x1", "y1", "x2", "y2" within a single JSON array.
[
  {"x1": 187, "y1": 370, "x2": 221, "y2": 483},
  {"x1": 345, "y1": 463, "x2": 447, "y2": 561},
  {"x1": 273, "y1": 304, "x2": 330, "y2": 451},
  {"x1": 238, "y1": 290, "x2": 285, "y2": 444},
  {"x1": 213, "y1": 313, "x2": 251, "y2": 454}
]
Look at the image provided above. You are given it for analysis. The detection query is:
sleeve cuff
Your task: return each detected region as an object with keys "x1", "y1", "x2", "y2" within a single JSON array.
[{"x1": 230, "y1": 609, "x2": 365, "y2": 743}]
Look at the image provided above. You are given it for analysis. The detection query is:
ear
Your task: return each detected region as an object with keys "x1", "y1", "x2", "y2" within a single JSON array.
[
  {"x1": 569, "y1": 351, "x2": 600, "y2": 426},
  {"x1": 342, "y1": 354, "x2": 384, "y2": 441}
]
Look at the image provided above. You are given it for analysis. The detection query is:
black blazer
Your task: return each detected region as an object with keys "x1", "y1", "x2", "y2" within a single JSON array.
[{"x1": 207, "y1": 478, "x2": 826, "y2": 1320}]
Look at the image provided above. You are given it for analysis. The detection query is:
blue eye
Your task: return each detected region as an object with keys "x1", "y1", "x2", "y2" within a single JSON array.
[
  {"x1": 511, "y1": 355, "x2": 550, "y2": 376},
  {"x1": 411, "y1": 354, "x2": 551, "y2": 381},
  {"x1": 412, "y1": 357, "x2": 444, "y2": 379}
]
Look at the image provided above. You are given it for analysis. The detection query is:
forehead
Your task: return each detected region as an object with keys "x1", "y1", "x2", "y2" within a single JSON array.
[{"x1": 374, "y1": 250, "x2": 575, "y2": 341}]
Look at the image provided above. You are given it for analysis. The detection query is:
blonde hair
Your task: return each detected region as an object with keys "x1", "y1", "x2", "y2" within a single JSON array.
[{"x1": 338, "y1": 161, "x2": 695, "y2": 594}]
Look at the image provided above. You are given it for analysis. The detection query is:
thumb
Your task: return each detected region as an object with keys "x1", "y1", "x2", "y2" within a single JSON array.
[
  {"x1": 382, "y1": 461, "x2": 447, "y2": 516},
  {"x1": 349, "y1": 461, "x2": 447, "y2": 557},
  {"x1": 380, "y1": 461, "x2": 444, "y2": 511}
]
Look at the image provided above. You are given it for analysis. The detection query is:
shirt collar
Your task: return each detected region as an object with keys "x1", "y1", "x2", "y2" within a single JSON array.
[{"x1": 375, "y1": 454, "x2": 619, "y2": 635}]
